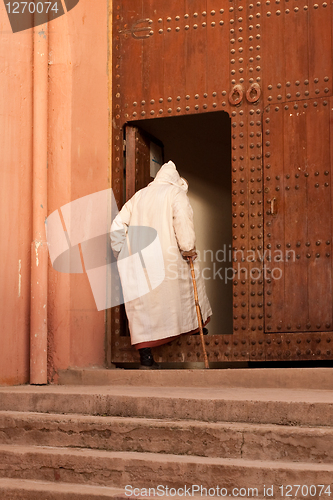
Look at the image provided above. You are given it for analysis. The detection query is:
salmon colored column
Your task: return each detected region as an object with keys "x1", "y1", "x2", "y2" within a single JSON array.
[{"x1": 30, "y1": 22, "x2": 48, "y2": 385}]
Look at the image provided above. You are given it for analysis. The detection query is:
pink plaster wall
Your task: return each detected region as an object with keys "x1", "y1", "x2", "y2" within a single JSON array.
[
  {"x1": 0, "y1": 12, "x2": 32, "y2": 385},
  {"x1": 66, "y1": 0, "x2": 109, "y2": 371},
  {"x1": 0, "y1": 0, "x2": 109, "y2": 385},
  {"x1": 48, "y1": 0, "x2": 109, "y2": 381}
]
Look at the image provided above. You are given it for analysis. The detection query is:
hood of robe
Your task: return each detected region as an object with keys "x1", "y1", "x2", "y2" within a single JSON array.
[{"x1": 152, "y1": 160, "x2": 188, "y2": 192}]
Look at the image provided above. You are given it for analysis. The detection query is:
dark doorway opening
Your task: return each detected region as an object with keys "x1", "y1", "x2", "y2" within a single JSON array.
[{"x1": 128, "y1": 111, "x2": 233, "y2": 335}]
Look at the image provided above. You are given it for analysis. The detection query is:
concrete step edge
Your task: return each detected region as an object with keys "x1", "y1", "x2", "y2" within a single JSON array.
[
  {"x1": 1, "y1": 410, "x2": 333, "y2": 465},
  {"x1": 1, "y1": 445, "x2": 332, "y2": 496},
  {"x1": 0, "y1": 477, "x2": 125, "y2": 496},
  {"x1": 0, "y1": 478, "x2": 258, "y2": 500},
  {"x1": 1, "y1": 409, "x2": 333, "y2": 433},
  {"x1": 2, "y1": 411, "x2": 333, "y2": 465},
  {"x1": 1, "y1": 443, "x2": 333, "y2": 471},
  {"x1": 1, "y1": 385, "x2": 332, "y2": 401},
  {"x1": 58, "y1": 367, "x2": 333, "y2": 390},
  {"x1": 0, "y1": 386, "x2": 332, "y2": 427}
]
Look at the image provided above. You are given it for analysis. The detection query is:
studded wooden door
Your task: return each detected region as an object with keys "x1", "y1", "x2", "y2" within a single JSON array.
[
  {"x1": 110, "y1": 0, "x2": 333, "y2": 365},
  {"x1": 263, "y1": 97, "x2": 333, "y2": 335}
]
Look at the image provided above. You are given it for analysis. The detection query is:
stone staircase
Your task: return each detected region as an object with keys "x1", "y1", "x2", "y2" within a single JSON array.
[{"x1": 0, "y1": 368, "x2": 332, "y2": 499}]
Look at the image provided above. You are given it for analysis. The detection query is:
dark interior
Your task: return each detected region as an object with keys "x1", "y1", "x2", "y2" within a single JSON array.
[{"x1": 130, "y1": 111, "x2": 233, "y2": 334}]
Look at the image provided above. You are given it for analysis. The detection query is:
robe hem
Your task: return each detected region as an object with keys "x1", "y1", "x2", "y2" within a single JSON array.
[{"x1": 133, "y1": 317, "x2": 211, "y2": 350}]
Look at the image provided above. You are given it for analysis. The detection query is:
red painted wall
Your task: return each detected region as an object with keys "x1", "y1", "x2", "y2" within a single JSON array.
[{"x1": 0, "y1": 0, "x2": 109, "y2": 385}]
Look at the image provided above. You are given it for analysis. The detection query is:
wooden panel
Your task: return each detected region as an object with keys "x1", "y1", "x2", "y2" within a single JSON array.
[
  {"x1": 114, "y1": 0, "x2": 232, "y2": 123},
  {"x1": 283, "y1": 1, "x2": 309, "y2": 101},
  {"x1": 116, "y1": 0, "x2": 281, "y2": 124},
  {"x1": 330, "y1": 96, "x2": 333, "y2": 331},
  {"x1": 261, "y1": 0, "x2": 332, "y2": 104},
  {"x1": 246, "y1": 107, "x2": 264, "y2": 334},
  {"x1": 125, "y1": 126, "x2": 136, "y2": 200},
  {"x1": 185, "y1": 0, "x2": 207, "y2": 113},
  {"x1": 116, "y1": 0, "x2": 234, "y2": 122},
  {"x1": 230, "y1": 0, "x2": 250, "y2": 338},
  {"x1": 230, "y1": 0, "x2": 265, "y2": 337},
  {"x1": 163, "y1": 0, "x2": 186, "y2": 115},
  {"x1": 206, "y1": 0, "x2": 229, "y2": 110},
  {"x1": 283, "y1": 101, "x2": 308, "y2": 332},
  {"x1": 111, "y1": 1, "x2": 125, "y2": 360},
  {"x1": 231, "y1": 111, "x2": 251, "y2": 336},
  {"x1": 263, "y1": 104, "x2": 285, "y2": 333},
  {"x1": 308, "y1": 0, "x2": 332, "y2": 99},
  {"x1": 118, "y1": 0, "x2": 143, "y2": 116},
  {"x1": 306, "y1": 99, "x2": 332, "y2": 330},
  {"x1": 112, "y1": 331, "x2": 333, "y2": 364},
  {"x1": 141, "y1": 0, "x2": 165, "y2": 116},
  {"x1": 261, "y1": 0, "x2": 286, "y2": 104},
  {"x1": 264, "y1": 99, "x2": 333, "y2": 333},
  {"x1": 135, "y1": 130, "x2": 152, "y2": 191},
  {"x1": 125, "y1": 126, "x2": 160, "y2": 199},
  {"x1": 112, "y1": 2, "x2": 126, "y2": 207}
]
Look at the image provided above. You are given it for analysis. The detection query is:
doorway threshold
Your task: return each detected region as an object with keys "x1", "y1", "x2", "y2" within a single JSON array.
[{"x1": 58, "y1": 367, "x2": 333, "y2": 390}]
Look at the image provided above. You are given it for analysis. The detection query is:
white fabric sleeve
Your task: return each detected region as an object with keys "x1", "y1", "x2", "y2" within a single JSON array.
[
  {"x1": 172, "y1": 189, "x2": 196, "y2": 252},
  {"x1": 110, "y1": 199, "x2": 132, "y2": 253}
]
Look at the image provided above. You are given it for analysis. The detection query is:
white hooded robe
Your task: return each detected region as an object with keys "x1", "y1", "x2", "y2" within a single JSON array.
[{"x1": 110, "y1": 161, "x2": 212, "y2": 346}]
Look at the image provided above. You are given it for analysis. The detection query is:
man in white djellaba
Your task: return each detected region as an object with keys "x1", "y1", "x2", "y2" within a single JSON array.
[{"x1": 110, "y1": 160, "x2": 212, "y2": 369}]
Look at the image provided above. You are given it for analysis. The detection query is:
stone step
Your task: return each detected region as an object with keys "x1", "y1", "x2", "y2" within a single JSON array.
[
  {"x1": 58, "y1": 367, "x2": 333, "y2": 390},
  {"x1": 0, "y1": 410, "x2": 333, "y2": 464},
  {"x1": 0, "y1": 478, "x2": 254, "y2": 500},
  {"x1": 0, "y1": 385, "x2": 332, "y2": 426},
  {"x1": 0, "y1": 444, "x2": 332, "y2": 497},
  {"x1": 0, "y1": 478, "x2": 128, "y2": 500}
]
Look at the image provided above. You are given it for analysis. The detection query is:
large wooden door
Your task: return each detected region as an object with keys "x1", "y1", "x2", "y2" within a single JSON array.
[
  {"x1": 110, "y1": 0, "x2": 333, "y2": 364},
  {"x1": 263, "y1": 98, "x2": 333, "y2": 334}
]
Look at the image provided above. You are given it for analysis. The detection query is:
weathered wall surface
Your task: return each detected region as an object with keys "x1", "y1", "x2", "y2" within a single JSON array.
[
  {"x1": 47, "y1": 0, "x2": 109, "y2": 382},
  {"x1": 0, "y1": 0, "x2": 109, "y2": 385},
  {"x1": 0, "y1": 13, "x2": 33, "y2": 385}
]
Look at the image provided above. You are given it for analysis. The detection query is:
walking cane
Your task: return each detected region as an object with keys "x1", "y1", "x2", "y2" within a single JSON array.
[{"x1": 189, "y1": 257, "x2": 209, "y2": 369}]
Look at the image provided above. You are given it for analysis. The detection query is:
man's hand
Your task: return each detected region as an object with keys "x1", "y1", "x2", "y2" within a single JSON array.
[
  {"x1": 181, "y1": 248, "x2": 197, "y2": 261},
  {"x1": 112, "y1": 249, "x2": 120, "y2": 259}
]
